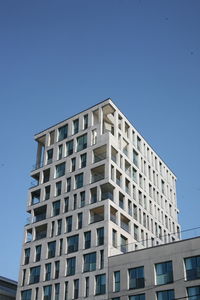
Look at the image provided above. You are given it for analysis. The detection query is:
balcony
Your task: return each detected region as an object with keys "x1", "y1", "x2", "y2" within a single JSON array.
[
  {"x1": 35, "y1": 224, "x2": 47, "y2": 240},
  {"x1": 91, "y1": 165, "x2": 105, "y2": 183},
  {"x1": 31, "y1": 190, "x2": 40, "y2": 205},
  {"x1": 121, "y1": 215, "x2": 130, "y2": 233},
  {"x1": 93, "y1": 145, "x2": 107, "y2": 163},
  {"x1": 90, "y1": 206, "x2": 104, "y2": 224},
  {"x1": 101, "y1": 183, "x2": 114, "y2": 201},
  {"x1": 110, "y1": 206, "x2": 117, "y2": 224}
]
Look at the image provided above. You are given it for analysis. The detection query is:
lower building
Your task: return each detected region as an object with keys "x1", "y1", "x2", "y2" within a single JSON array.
[
  {"x1": 108, "y1": 236, "x2": 200, "y2": 300},
  {"x1": 0, "y1": 276, "x2": 17, "y2": 300}
]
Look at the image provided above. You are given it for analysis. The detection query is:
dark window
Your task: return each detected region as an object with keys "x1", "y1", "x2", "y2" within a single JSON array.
[
  {"x1": 77, "y1": 134, "x2": 87, "y2": 152},
  {"x1": 157, "y1": 290, "x2": 174, "y2": 300},
  {"x1": 83, "y1": 114, "x2": 88, "y2": 130},
  {"x1": 114, "y1": 271, "x2": 120, "y2": 292},
  {"x1": 29, "y1": 266, "x2": 40, "y2": 284},
  {"x1": 85, "y1": 277, "x2": 89, "y2": 297},
  {"x1": 78, "y1": 213, "x2": 83, "y2": 229},
  {"x1": 80, "y1": 153, "x2": 87, "y2": 168},
  {"x1": 96, "y1": 274, "x2": 106, "y2": 295},
  {"x1": 43, "y1": 285, "x2": 52, "y2": 300},
  {"x1": 155, "y1": 261, "x2": 173, "y2": 285},
  {"x1": 48, "y1": 241, "x2": 56, "y2": 258},
  {"x1": 52, "y1": 200, "x2": 60, "y2": 216},
  {"x1": 67, "y1": 257, "x2": 76, "y2": 276},
  {"x1": 66, "y1": 178, "x2": 71, "y2": 192},
  {"x1": 73, "y1": 119, "x2": 79, "y2": 135},
  {"x1": 35, "y1": 245, "x2": 42, "y2": 262},
  {"x1": 45, "y1": 185, "x2": 51, "y2": 200},
  {"x1": 55, "y1": 283, "x2": 60, "y2": 300},
  {"x1": 55, "y1": 181, "x2": 62, "y2": 196},
  {"x1": 75, "y1": 173, "x2": 83, "y2": 189},
  {"x1": 47, "y1": 149, "x2": 53, "y2": 164},
  {"x1": 55, "y1": 261, "x2": 60, "y2": 279},
  {"x1": 74, "y1": 279, "x2": 79, "y2": 299},
  {"x1": 58, "y1": 125, "x2": 68, "y2": 141},
  {"x1": 21, "y1": 290, "x2": 32, "y2": 300},
  {"x1": 45, "y1": 263, "x2": 51, "y2": 281},
  {"x1": 84, "y1": 231, "x2": 91, "y2": 249},
  {"x1": 55, "y1": 163, "x2": 65, "y2": 178},
  {"x1": 67, "y1": 235, "x2": 79, "y2": 253},
  {"x1": 66, "y1": 216, "x2": 72, "y2": 233},
  {"x1": 24, "y1": 248, "x2": 30, "y2": 265},
  {"x1": 64, "y1": 197, "x2": 69, "y2": 212},
  {"x1": 80, "y1": 191, "x2": 85, "y2": 207},
  {"x1": 66, "y1": 140, "x2": 73, "y2": 156},
  {"x1": 129, "y1": 266, "x2": 145, "y2": 289},
  {"x1": 84, "y1": 252, "x2": 96, "y2": 272},
  {"x1": 185, "y1": 256, "x2": 200, "y2": 280},
  {"x1": 129, "y1": 294, "x2": 145, "y2": 300},
  {"x1": 57, "y1": 219, "x2": 62, "y2": 235},
  {"x1": 187, "y1": 286, "x2": 200, "y2": 300},
  {"x1": 71, "y1": 157, "x2": 76, "y2": 172},
  {"x1": 97, "y1": 227, "x2": 104, "y2": 246}
]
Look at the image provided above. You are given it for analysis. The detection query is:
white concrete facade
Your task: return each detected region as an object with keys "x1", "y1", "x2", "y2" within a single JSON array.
[{"x1": 17, "y1": 98, "x2": 181, "y2": 300}]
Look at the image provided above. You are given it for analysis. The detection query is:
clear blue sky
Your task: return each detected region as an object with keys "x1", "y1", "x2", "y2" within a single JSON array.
[{"x1": 0, "y1": 0, "x2": 199, "y2": 281}]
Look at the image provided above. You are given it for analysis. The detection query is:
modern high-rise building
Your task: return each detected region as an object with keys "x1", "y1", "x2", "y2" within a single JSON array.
[{"x1": 17, "y1": 98, "x2": 181, "y2": 300}]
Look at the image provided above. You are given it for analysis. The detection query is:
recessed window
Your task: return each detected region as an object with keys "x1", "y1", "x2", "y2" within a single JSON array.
[
  {"x1": 78, "y1": 213, "x2": 83, "y2": 229},
  {"x1": 45, "y1": 263, "x2": 51, "y2": 281},
  {"x1": 66, "y1": 177, "x2": 71, "y2": 193},
  {"x1": 155, "y1": 261, "x2": 173, "y2": 285},
  {"x1": 129, "y1": 266, "x2": 145, "y2": 289},
  {"x1": 73, "y1": 119, "x2": 79, "y2": 135},
  {"x1": 24, "y1": 248, "x2": 30, "y2": 265},
  {"x1": 67, "y1": 257, "x2": 76, "y2": 276},
  {"x1": 71, "y1": 157, "x2": 76, "y2": 172},
  {"x1": 67, "y1": 235, "x2": 79, "y2": 253},
  {"x1": 97, "y1": 227, "x2": 104, "y2": 246},
  {"x1": 29, "y1": 266, "x2": 40, "y2": 284},
  {"x1": 35, "y1": 245, "x2": 42, "y2": 262},
  {"x1": 157, "y1": 290, "x2": 174, "y2": 300},
  {"x1": 75, "y1": 173, "x2": 83, "y2": 189},
  {"x1": 187, "y1": 286, "x2": 200, "y2": 300},
  {"x1": 47, "y1": 149, "x2": 53, "y2": 164},
  {"x1": 21, "y1": 290, "x2": 32, "y2": 300},
  {"x1": 66, "y1": 216, "x2": 72, "y2": 233},
  {"x1": 43, "y1": 285, "x2": 52, "y2": 300},
  {"x1": 80, "y1": 153, "x2": 87, "y2": 168},
  {"x1": 84, "y1": 252, "x2": 96, "y2": 272},
  {"x1": 52, "y1": 200, "x2": 60, "y2": 216},
  {"x1": 114, "y1": 271, "x2": 120, "y2": 292},
  {"x1": 48, "y1": 241, "x2": 56, "y2": 258},
  {"x1": 77, "y1": 134, "x2": 87, "y2": 152},
  {"x1": 83, "y1": 114, "x2": 88, "y2": 130},
  {"x1": 74, "y1": 279, "x2": 79, "y2": 299},
  {"x1": 129, "y1": 294, "x2": 145, "y2": 300},
  {"x1": 55, "y1": 163, "x2": 65, "y2": 178},
  {"x1": 55, "y1": 181, "x2": 62, "y2": 196},
  {"x1": 84, "y1": 231, "x2": 91, "y2": 249},
  {"x1": 80, "y1": 191, "x2": 85, "y2": 207},
  {"x1": 55, "y1": 283, "x2": 60, "y2": 300},
  {"x1": 58, "y1": 124, "x2": 68, "y2": 141},
  {"x1": 185, "y1": 256, "x2": 200, "y2": 280},
  {"x1": 66, "y1": 140, "x2": 73, "y2": 156},
  {"x1": 95, "y1": 274, "x2": 106, "y2": 295}
]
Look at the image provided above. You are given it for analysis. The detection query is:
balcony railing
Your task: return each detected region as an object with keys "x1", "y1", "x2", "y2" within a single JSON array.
[
  {"x1": 91, "y1": 214, "x2": 104, "y2": 224},
  {"x1": 101, "y1": 192, "x2": 113, "y2": 201},
  {"x1": 35, "y1": 231, "x2": 47, "y2": 240},
  {"x1": 34, "y1": 213, "x2": 46, "y2": 223},
  {"x1": 92, "y1": 174, "x2": 105, "y2": 183},
  {"x1": 94, "y1": 153, "x2": 106, "y2": 163}
]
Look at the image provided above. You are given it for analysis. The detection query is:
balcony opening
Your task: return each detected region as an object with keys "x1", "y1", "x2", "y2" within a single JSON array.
[
  {"x1": 35, "y1": 224, "x2": 47, "y2": 240},
  {"x1": 122, "y1": 139, "x2": 128, "y2": 156},
  {"x1": 90, "y1": 187, "x2": 97, "y2": 204},
  {"x1": 102, "y1": 104, "x2": 115, "y2": 135},
  {"x1": 119, "y1": 192, "x2": 124, "y2": 209},
  {"x1": 31, "y1": 190, "x2": 40, "y2": 205},
  {"x1": 91, "y1": 165, "x2": 105, "y2": 183},
  {"x1": 120, "y1": 214, "x2": 130, "y2": 233},
  {"x1": 34, "y1": 135, "x2": 45, "y2": 170},
  {"x1": 93, "y1": 145, "x2": 107, "y2": 163},
  {"x1": 125, "y1": 178, "x2": 131, "y2": 195},
  {"x1": 101, "y1": 183, "x2": 114, "y2": 201},
  {"x1": 111, "y1": 147, "x2": 117, "y2": 164},
  {"x1": 90, "y1": 206, "x2": 104, "y2": 224},
  {"x1": 110, "y1": 206, "x2": 117, "y2": 224},
  {"x1": 31, "y1": 172, "x2": 40, "y2": 188},
  {"x1": 43, "y1": 168, "x2": 50, "y2": 183},
  {"x1": 34, "y1": 205, "x2": 47, "y2": 223}
]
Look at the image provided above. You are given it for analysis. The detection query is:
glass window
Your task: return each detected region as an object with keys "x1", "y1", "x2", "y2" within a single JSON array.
[
  {"x1": 155, "y1": 261, "x2": 173, "y2": 285},
  {"x1": 58, "y1": 144, "x2": 63, "y2": 160},
  {"x1": 48, "y1": 241, "x2": 56, "y2": 258},
  {"x1": 55, "y1": 283, "x2": 60, "y2": 300},
  {"x1": 66, "y1": 140, "x2": 73, "y2": 156},
  {"x1": 52, "y1": 200, "x2": 60, "y2": 216},
  {"x1": 187, "y1": 286, "x2": 200, "y2": 300},
  {"x1": 80, "y1": 153, "x2": 87, "y2": 168},
  {"x1": 121, "y1": 235, "x2": 128, "y2": 253},
  {"x1": 114, "y1": 271, "x2": 120, "y2": 292},
  {"x1": 45, "y1": 185, "x2": 51, "y2": 200},
  {"x1": 112, "y1": 230, "x2": 117, "y2": 248},
  {"x1": 58, "y1": 124, "x2": 68, "y2": 141},
  {"x1": 157, "y1": 290, "x2": 175, "y2": 300},
  {"x1": 35, "y1": 245, "x2": 42, "y2": 262},
  {"x1": 67, "y1": 257, "x2": 76, "y2": 276},
  {"x1": 129, "y1": 266, "x2": 145, "y2": 289},
  {"x1": 66, "y1": 216, "x2": 72, "y2": 233},
  {"x1": 96, "y1": 274, "x2": 106, "y2": 295},
  {"x1": 45, "y1": 263, "x2": 51, "y2": 281},
  {"x1": 83, "y1": 114, "x2": 88, "y2": 130},
  {"x1": 67, "y1": 235, "x2": 79, "y2": 253},
  {"x1": 75, "y1": 173, "x2": 83, "y2": 189},
  {"x1": 85, "y1": 277, "x2": 89, "y2": 297},
  {"x1": 55, "y1": 163, "x2": 65, "y2": 178},
  {"x1": 55, "y1": 181, "x2": 62, "y2": 196},
  {"x1": 77, "y1": 134, "x2": 87, "y2": 152},
  {"x1": 84, "y1": 231, "x2": 91, "y2": 249},
  {"x1": 66, "y1": 177, "x2": 71, "y2": 192},
  {"x1": 185, "y1": 256, "x2": 200, "y2": 280},
  {"x1": 57, "y1": 219, "x2": 62, "y2": 235},
  {"x1": 54, "y1": 261, "x2": 60, "y2": 279},
  {"x1": 64, "y1": 197, "x2": 69, "y2": 212},
  {"x1": 97, "y1": 227, "x2": 104, "y2": 246},
  {"x1": 129, "y1": 294, "x2": 145, "y2": 300},
  {"x1": 74, "y1": 279, "x2": 79, "y2": 299},
  {"x1": 43, "y1": 285, "x2": 52, "y2": 300},
  {"x1": 73, "y1": 119, "x2": 79, "y2": 135},
  {"x1": 47, "y1": 149, "x2": 53, "y2": 164},
  {"x1": 71, "y1": 157, "x2": 76, "y2": 172},
  {"x1": 24, "y1": 248, "x2": 30, "y2": 265},
  {"x1": 133, "y1": 150, "x2": 138, "y2": 167},
  {"x1": 84, "y1": 252, "x2": 96, "y2": 272},
  {"x1": 29, "y1": 266, "x2": 40, "y2": 284},
  {"x1": 78, "y1": 213, "x2": 83, "y2": 229},
  {"x1": 21, "y1": 290, "x2": 32, "y2": 300},
  {"x1": 100, "y1": 249, "x2": 104, "y2": 269},
  {"x1": 80, "y1": 191, "x2": 85, "y2": 207}
]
